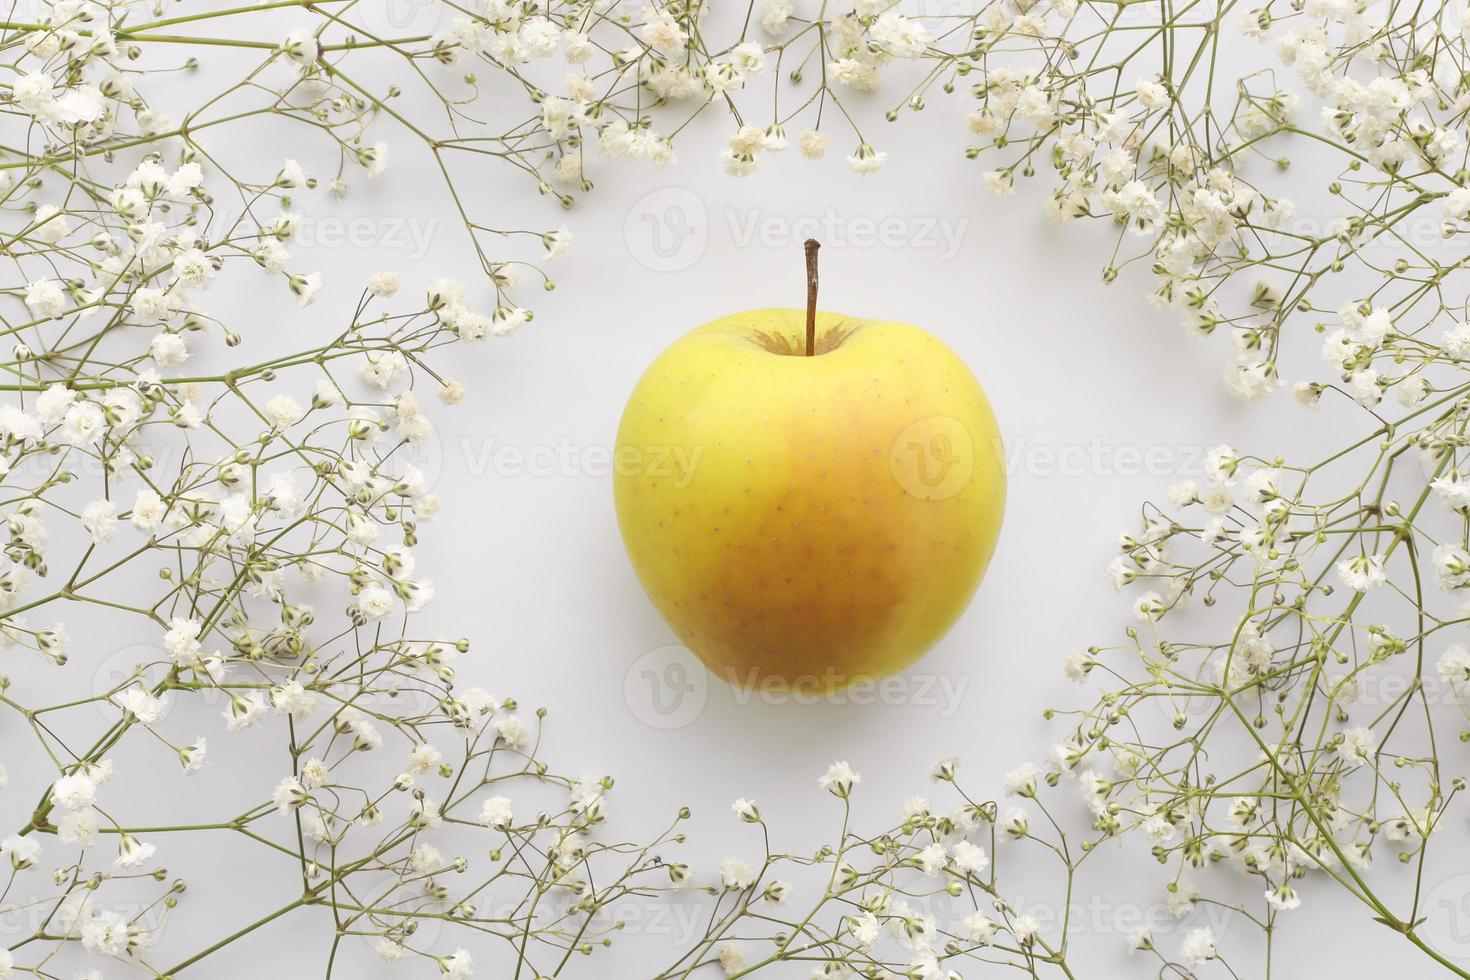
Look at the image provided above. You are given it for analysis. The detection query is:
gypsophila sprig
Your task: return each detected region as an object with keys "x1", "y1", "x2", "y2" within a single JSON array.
[
  {"x1": 0, "y1": 0, "x2": 1088, "y2": 975},
  {"x1": 996, "y1": 1, "x2": 1470, "y2": 976},
  {"x1": 654, "y1": 763, "x2": 1083, "y2": 980}
]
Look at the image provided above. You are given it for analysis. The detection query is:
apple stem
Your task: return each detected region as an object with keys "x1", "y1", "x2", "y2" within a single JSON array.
[{"x1": 804, "y1": 238, "x2": 820, "y2": 357}]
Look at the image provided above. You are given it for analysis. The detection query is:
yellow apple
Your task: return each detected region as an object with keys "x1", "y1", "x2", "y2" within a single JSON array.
[{"x1": 614, "y1": 291, "x2": 1005, "y2": 692}]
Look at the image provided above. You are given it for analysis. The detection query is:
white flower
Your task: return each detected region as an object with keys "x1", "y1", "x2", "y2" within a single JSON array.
[
  {"x1": 1168, "y1": 481, "x2": 1200, "y2": 507},
  {"x1": 179, "y1": 738, "x2": 207, "y2": 772},
  {"x1": 1440, "y1": 644, "x2": 1470, "y2": 688},
  {"x1": 847, "y1": 143, "x2": 886, "y2": 175},
  {"x1": 1132, "y1": 590, "x2": 1166, "y2": 621},
  {"x1": 1336, "y1": 726, "x2": 1375, "y2": 767},
  {"x1": 1440, "y1": 321, "x2": 1470, "y2": 359},
  {"x1": 720, "y1": 856, "x2": 754, "y2": 889},
  {"x1": 361, "y1": 350, "x2": 407, "y2": 389},
  {"x1": 36, "y1": 383, "x2": 76, "y2": 423},
  {"x1": 373, "y1": 940, "x2": 408, "y2": 963},
  {"x1": 542, "y1": 224, "x2": 572, "y2": 259},
  {"x1": 149, "y1": 332, "x2": 189, "y2": 367},
  {"x1": 1398, "y1": 374, "x2": 1430, "y2": 406},
  {"x1": 439, "y1": 948, "x2": 473, "y2": 979},
  {"x1": 0, "y1": 405, "x2": 40, "y2": 443},
  {"x1": 640, "y1": 7, "x2": 687, "y2": 55},
  {"x1": 519, "y1": 16, "x2": 560, "y2": 56},
  {"x1": 407, "y1": 741, "x2": 441, "y2": 774},
  {"x1": 718, "y1": 946, "x2": 745, "y2": 976},
  {"x1": 848, "y1": 911, "x2": 880, "y2": 949},
  {"x1": 1135, "y1": 77, "x2": 1169, "y2": 108},
  {"x1": 1004, "y1": 762, "x2": 1038, "y2": 797},
  {"x1": 272, "y1": 681, "x2": 318, "y2": 718},
  {"x1": 162, "y1": 616, "x2": 203, "y2": 663},
  {"x1": 983, "y1": 170, "x2": 1015, "y2": 197},
  {"x1": 819, "y1": 760, "x2": 860, "y2": 797},
  {"x1": 127, "y1": 487, "x2": 166, "y2": 531},
  {"x1": 494, "y1": 714, "x2": 528, "y2": 748},
  {"x1": 1444, "y1": 186, "x2": 1470, "y2": 221},
  {"x1": 170, "y1": 162, "x2": 204, "y2": 195},
  {"x1": 870, "y1": 11, "x2": 930, "y2": 57},
  {"x1": 58, "y1": 810, "x2": 98, "y2": 845},
  {"x1": 1265, "y1": 881, "x2": 1301, "y2": 910},
  {"x1": 964, "y1": 912, "x2": 996, "y2": 943},
  {"x1": 24, "y1": 279, "x2": 67, "y2": 317},
  {"x1": 276, "y1": 158, "x2": 306, "y2": 188},
  {"x1": 115, "y1": 834, "x2": 156, "y2": 868},
  {"x1": 80, "y1": 499, "x2": 117, "y2": 543},
  {"x1": 12, "y1": 72, "x2": 53, "y2": 113},
  {"x1": 799, "y1": 130, "x2": 830, "y2": 159},
  {"x1": 32, "y1": 204, "x2": 70, "y2": 243},
  {"x1": 290, "y1": 271, "x2": 323, "y2": 306},
  {"x1": 564, "y1": 32, "x2": 593, "y2": 63},
  {"x1": 1224, "y1": 360, "x2": 1278, "y2": 402},
  {"x1": 439, "y1": 378, "x2": 465, "y2": 405},
  {"x1": 1348, "y1": 367, "x2": 1382, "y2": 406},
  {"x1": 952, "y1": 840, "x2": 989, "y2": 874},
  {"x1": 1243, "y1": 467, "x2": 1281, "y2": 506},
  {"x1": 356, "y1": 584, "x2": 395, "y2": 621},
  {"x1": 1012, "y1": 914, "x2": 1041, "y2": 945},
  {"x1": 79, "y1": 908, "x2": 131, "y2": 954},
  {"x1": 728, "y1": 41, "x2": 767, "y2": 77},
  {"x1": 1204, "y1": 444, "x2": 1239, "y2": 484},
  {"x1": 1063, "y1": 650, "x2": 1091, "y2": 681},
  {"x1": 272, "y1": 776, "x2": 307, "y2": 812},
  {"x1": 1336, "y1": 554, "x2": 1386, "y2": 591},
  {"x1": 1179, "y1": 927, "x2": 1217, "y2": 964},
  {"x1": 172, "y1": 248, "x2": 213, "y2": 287},
  {"x1": 53, "y1": 86, "x2": 104, "y2": 125},
  {"x1": 51, "y1": 772, "x2": 97, "y2": 811},
  {"x1": 368, "y1": 271, "x2": 399, "y2": 297},
  {"x1": 224, "y1": 693, "x2": 268, "y2": 732},
  {"x1": 761, "y1": 0, "x2": 792, "y2": 33},
  {"x1": 481, "y1": 795, "x2": 514, "y2": 829},
  {"x1": 916, "y1": 842, "x2": 947, "y2": 875},
  {"x1": 280, "y1": 27, "x2": 320, "y2": 65},
  {"x1": 264, "y1": 394, "x2": 300, "y2": 428},
  {"x1": 2, "y1": 834, "x2": 41, "y2": 870},
  {"x1": 721, "y1": 147, "x2": 758, "y2": 176},
  {"x1": 1293, "y1": 380, "x2": 1323, "y2": 408},
  {"x1": 61, "y1": 401, "x2": 104, "y2": 445},
  {"x1": 121, "y1": 686, "x2": 167, "y2": 724}
]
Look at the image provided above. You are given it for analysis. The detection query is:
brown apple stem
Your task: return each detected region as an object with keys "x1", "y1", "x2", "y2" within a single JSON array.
[{"x1": 804, "y1": 238, "x2": 820, "y2": 357}]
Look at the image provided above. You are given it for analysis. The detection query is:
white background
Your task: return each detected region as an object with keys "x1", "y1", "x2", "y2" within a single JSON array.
[{"x1": 5, "y1": 2, "x2": 1466, "y2": 976}]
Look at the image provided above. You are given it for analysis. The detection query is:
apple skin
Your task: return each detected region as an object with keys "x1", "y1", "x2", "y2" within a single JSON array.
[{"x1": 613, "y1": 308, "x2": 1005, "y2": 692}]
